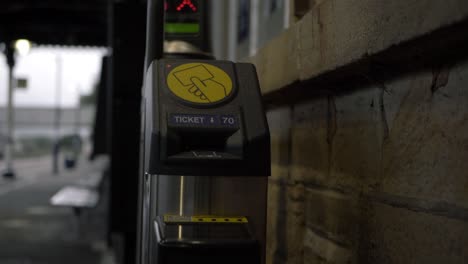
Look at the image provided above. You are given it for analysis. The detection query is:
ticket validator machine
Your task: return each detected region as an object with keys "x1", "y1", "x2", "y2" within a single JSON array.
[{"x1": 138, "y1": 1, "x2": 270, "y2": 264}]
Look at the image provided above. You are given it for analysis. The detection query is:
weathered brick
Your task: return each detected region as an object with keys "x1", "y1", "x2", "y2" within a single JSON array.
[
  {"x1": 266, "y1": 183, "x2": 285, "y2": 264},
  {"x1": 296, "y1": 0, "x2": 468, "y2": 83},
  {"x1": 268, "y1": 107, "x2": 293, "y2": 182},
  {"x1": 305, "y1": 188, "x2": 359, "y2": 246},
  {"x1": 291, "y1": 98, "x2": 329, "y2": 185},
  {"x1": 244, "y1": 0, "x2": 468, "y2": 98},
  {"x1": 359, "y1": 201, "x2": 468, "y2": 263},
  {"x1": 244, "y1": 27, "x2": 299, "y2": 95},
  {"x1": 382, "y1": 61, "x2": 468, "y2": 208},
  {"x1": 271, "y1": 133, "x2": 291, "y2": 182},
  {"x1": 329, "y1": 87, "x2": 382, "y2": 193},
  {"x1": 290, "y1": 87, "x2": 383, "y2": 192},
  {"x1": 294, "y1": 0, "x2": 312, "y2": 18},
  {"x1": 267, "y1": 182, "x2": 305, "y2": 264},
  {"x1": 304, "y1": 228, "x2": 353, "y2": 264},
  {"x1": 303, "y1": 251, "x2": 327, "y2": 264}
]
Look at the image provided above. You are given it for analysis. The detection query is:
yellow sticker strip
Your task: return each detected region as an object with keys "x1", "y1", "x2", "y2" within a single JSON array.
[
  {"x1": 164, "y1": 215, "x2": 248, "y2": 224},
  {"x1": 192, "y1": 216, "x2": 248, "y2": 223}
]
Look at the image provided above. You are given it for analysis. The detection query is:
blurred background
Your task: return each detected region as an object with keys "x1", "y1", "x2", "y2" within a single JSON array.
[
  {"x1": 0, "y1": 48, "x2": 104, "y2": 159},
  {"x1": 1, "y1": 0, "x2": 468, "y2": 264},
  {"x1": 0, "y1": 1, "x2": 291, "y2": 263}
]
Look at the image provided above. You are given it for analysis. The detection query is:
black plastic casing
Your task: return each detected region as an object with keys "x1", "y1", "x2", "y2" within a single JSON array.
[
  {"x1": 142, "y1": 59, "x2": 270, "y2": 176},
  {"x1": 152, "y1": 219, "x2": 261, "y2": 264}
]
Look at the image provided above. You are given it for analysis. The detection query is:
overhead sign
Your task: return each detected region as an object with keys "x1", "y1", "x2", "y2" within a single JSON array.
[
  {"x1": 166, "y1": 63, "x2": 234, "y2": 105},
  {"x1": 15, "y1": 78, "x2": 28, "y2": 89}
]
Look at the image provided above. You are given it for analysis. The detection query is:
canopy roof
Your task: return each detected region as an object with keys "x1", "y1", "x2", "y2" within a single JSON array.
[{"x1": 0, "y1": 0, "x2": 108, "y2": 46}]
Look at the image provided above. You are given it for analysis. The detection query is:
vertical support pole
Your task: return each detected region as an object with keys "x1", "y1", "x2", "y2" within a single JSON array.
[
  {"x1": 210, "y1": 1, "x2": 228, "y2": 60},
  {"x1": 249, "y1": 0, "x2": 260, "y2": 56},
  {"x1": 55, "y1": 55, "x2": 62, "y2": 139},
  {"x1": 144, "y1": 0, "x2": 165, "y2": 71},
  {"x1": 108, "y1": 2, "x2": 147, "y2": 263},
  {"x1": 284, "y1": 0, "x2": 292, "y2": 29},
  {"x1": 53, "y1": 55, "x2": 62, "y2": 175},
  {"x1": 178, "y1": 176, "x2": 185, "y2": 239},
  {"x1": 227, "y1": 1, "x2": 238, "y2": 61},
  {"x1": 75, "y1": 86, "x2": 81, "y2": 135},
  {"x1": 3, "y1": 45, "x2": 16, "y2": 179}
]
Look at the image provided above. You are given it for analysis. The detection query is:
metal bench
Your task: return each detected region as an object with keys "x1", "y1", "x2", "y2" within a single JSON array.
[
  {"x1": 50, "y1": 186, "x2": 99, "y2": 215},
  {"x1": 50, "y1": 169, "x2": 106, "y2": 216},
  {"x1": 50, "y1": 155, "x2": 108, "y2": 207}
]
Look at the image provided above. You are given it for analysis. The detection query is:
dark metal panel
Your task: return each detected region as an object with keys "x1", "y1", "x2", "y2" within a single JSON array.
[
  {"x1": 108, "y1": 1, "x2": 147, "y2": 263},
  {"x1": 91, "y1": 56, "x2": 110, "y2": 160}
]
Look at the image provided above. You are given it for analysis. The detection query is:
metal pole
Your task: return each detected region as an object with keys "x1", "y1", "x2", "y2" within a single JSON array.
[
  {"x1": 3, "y1": 45, "x2": 15, "y2": 179},
  {"x1": 249, "y1": 0, "x2": 260, "y2": 56},
  {"x1": 75, "y1": 86, "x2": 81, "y2": 135},
  {"x1": 138, "y1": 1, "x2": 165, "y2": 262},
  {"x1": 178, "y1": 176, "x2": 185, "y2": 239},
  {"x1": 55, "y1": 55, "x2": 62, "y2": 139},
  {"x1": 227, "y1": 1, "x2": 238, "y2": 61},
  {"x1": 144, "y1": 0, "x2": 165, "y2": 71},
  {"x1": 52, "y1": 54, "x2": 62, "y2": 174}
]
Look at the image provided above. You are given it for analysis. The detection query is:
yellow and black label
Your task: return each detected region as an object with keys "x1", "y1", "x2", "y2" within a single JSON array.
[
  {"x1": 164, "y1": 214, "x2": 248, "y2": 224},
  {"x1": 166, "y1": 63, "x2": 234, "y2": 105}
]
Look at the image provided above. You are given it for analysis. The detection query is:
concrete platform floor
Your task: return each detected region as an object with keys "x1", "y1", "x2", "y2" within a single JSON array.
[{"x1": 0, "y1": 155, "x2": 114, "y2": 264}]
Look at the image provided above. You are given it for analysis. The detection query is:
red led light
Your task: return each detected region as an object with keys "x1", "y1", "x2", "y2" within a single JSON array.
[{"x1": 176, "y1": 0, "x2": 197, "y2": 12}]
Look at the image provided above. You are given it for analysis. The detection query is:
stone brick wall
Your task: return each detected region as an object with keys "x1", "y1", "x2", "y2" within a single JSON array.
[{"x1": 265, "y1": 60, "x2": 468, "y2": 263}]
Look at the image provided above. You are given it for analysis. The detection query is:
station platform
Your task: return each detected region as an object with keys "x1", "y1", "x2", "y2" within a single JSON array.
[{"x1": 0, "y1": 155, "x2": 114, "y2": 264}]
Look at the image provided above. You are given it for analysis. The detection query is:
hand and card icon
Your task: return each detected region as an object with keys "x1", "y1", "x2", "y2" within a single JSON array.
[{"x1": 168, "y1": 63, "x2": 233, "y2": 104}]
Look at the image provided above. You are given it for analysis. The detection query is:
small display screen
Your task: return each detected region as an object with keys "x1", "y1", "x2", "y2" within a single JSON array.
[
  {"x1": 165, "y1": 0, "x2": 201, "y2": 34},
  {"x1": 166, "y1": 0, "x2": 199, "y2": 13}
]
